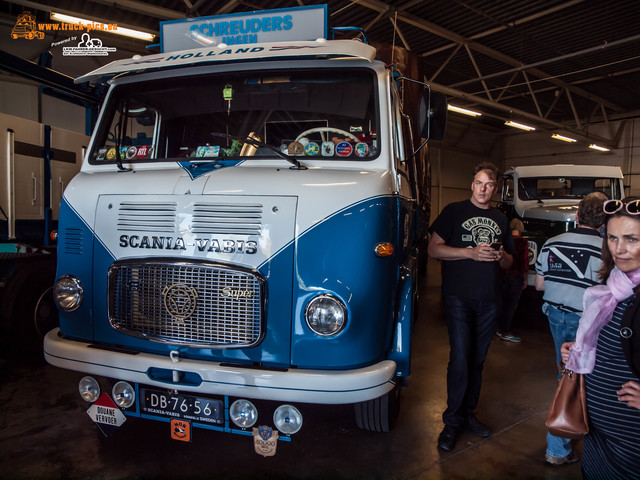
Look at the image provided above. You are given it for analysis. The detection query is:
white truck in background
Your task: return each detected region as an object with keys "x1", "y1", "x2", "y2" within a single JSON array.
[{"x1": 499, "y1": 164, "x2": 625, "y2": 281}]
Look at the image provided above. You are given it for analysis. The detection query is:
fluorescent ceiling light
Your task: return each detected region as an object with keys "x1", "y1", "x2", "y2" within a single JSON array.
[
  {"x1": 551, "y1": 133, "x2": 577, "y2": 143},
  {"x1": 50, "y1": 12, "x2": 154, "y2": 41},
  {"x1": 589, "y1": 144, "x2": 611, "y2": 152},
  {"x1": 447, "y1": 105, "x2": 482, "y2": 117},
  {"x1": 505, "y1": 120, "x2": 536, "y2": 131}
]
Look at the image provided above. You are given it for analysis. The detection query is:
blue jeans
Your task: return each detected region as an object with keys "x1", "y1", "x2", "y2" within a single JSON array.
[
  {"x1": 545, "y1": 305, "x2": 581, "y2": 459},
  {"x1": 442, "y1": 296, "x2": 497, "y2": 428},
  {"x1": 498, "y1": 274, "x2": 524, "y2": 334}
]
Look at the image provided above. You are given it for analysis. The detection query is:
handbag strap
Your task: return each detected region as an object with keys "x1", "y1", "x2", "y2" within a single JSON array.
[{"x1": 620, "y1": 288, "x2": 640, "y2": 379}]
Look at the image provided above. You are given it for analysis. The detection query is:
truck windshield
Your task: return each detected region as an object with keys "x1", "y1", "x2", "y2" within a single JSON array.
[
  {"x1": 89, "y1": 68, "x2": 379, "y2": 165},
  {"x1": 518, "y1": 177, "x2": 622, "y2": 200}
]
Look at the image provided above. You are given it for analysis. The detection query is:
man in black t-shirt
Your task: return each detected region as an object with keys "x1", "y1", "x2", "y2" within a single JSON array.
[{"x1": 428, "y1": 162, "x2": 514, "y2": 451}]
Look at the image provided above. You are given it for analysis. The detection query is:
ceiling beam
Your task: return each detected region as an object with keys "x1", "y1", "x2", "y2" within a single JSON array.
[
  {"x1": 352, "y1": 0, "x2": 625, "y2": 114},
  {"x1": 429, "y1": 80, "x2": 617, "y2": 147},
  {"x1": 83, "y1": 0, "x2": 186, "y2": 20},
  {"x1": 216, "y1": 1, "x2": 241, "y2": 15},
  {"x1": 423, "y1": 0, "x2": 585, "y2": 57},
  {"x1": 451, "y1": 34, "x2": 640, "y2": 89},
  {"x1": 7, "y1": 0, "x2": 158, "y2": 34},
  {"x1": 389, "y1": 14, "x2": 410, "y2": 50}
]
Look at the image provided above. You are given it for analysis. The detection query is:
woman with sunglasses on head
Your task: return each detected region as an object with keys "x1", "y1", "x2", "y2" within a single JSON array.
[{"x1": 561, "y1": 197, "x2": 640, "y2": 479}]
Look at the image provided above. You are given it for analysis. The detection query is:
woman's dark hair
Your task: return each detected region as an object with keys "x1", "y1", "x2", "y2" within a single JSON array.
[{"x1": 599, "y1": 196, "x2": 640, "y2": 282}]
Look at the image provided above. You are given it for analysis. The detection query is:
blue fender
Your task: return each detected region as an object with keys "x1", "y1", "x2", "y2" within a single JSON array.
[{"x1": 388, "y1": 264, "x2": 415, "y2": 379}]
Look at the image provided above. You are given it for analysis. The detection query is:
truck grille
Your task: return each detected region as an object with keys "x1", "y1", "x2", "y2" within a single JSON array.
[{"x1": 108, "y1": 260, "x2": 264, "y2": 348}]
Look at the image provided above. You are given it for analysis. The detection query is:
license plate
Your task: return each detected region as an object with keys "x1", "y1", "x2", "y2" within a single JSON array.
[{"x1": 140, "y1": 388, "x2": 224, "y2": 425}]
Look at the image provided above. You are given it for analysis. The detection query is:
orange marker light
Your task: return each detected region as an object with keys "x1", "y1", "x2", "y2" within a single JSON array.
[{"x1": 375, "y1": 243, "x2": 394, "y2": 257}]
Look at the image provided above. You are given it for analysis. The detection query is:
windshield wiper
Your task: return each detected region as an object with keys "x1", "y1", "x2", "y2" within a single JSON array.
[
  {"x1": 519, "y1": 179, "x2": 543, "y2": 204},
  {"x1": 114, "y1": 101, "x2": 133, "y2": 172},
  {"x1": 209, "y1": 132, "x2": 307, "y2": 170}
]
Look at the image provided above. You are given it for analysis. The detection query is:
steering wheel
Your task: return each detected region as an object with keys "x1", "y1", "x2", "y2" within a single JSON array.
[{"x1": 295, "y1": 127, "x2": 359, "y2": 143}]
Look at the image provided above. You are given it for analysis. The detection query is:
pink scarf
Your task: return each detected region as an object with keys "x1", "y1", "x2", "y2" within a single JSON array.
[{"x1": 566, "y1": 267, "x2": 640, "y2": 373}]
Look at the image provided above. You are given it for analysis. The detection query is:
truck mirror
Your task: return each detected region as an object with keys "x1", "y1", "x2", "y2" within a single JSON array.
[{"x1": 418, "y1": 91, "x2": 447, "y2": 141}]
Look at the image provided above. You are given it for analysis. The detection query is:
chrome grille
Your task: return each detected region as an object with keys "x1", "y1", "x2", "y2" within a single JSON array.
[{"x1": 108, "y1": 260, "x2": 264, "y2": 348}]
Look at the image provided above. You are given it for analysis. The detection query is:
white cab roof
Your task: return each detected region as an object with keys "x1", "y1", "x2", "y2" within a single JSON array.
[
  {"x1": 75, "y1": 39, "x2": 377, "y2": 84},
  {"x1": 506, "y1": 164, "x2": 623, "y2": 178}
]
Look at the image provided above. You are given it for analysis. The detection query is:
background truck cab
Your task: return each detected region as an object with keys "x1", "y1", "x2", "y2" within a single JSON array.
[
  {"x1": 43, "y1": 8, "x2": 447, "y2": 448},
  {"x1": 499, "y1": 164, "x2": 624, "y2": 280}
]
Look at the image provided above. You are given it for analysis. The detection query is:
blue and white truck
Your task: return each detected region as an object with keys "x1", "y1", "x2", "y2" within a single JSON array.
[{"x1": 44, "y1": 6, "x2": 446, "y2": 449}]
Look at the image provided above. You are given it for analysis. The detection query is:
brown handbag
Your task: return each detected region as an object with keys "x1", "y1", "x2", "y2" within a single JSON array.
[{"x1": 545, "y1": 364, "x2": 589, "y2": 439}]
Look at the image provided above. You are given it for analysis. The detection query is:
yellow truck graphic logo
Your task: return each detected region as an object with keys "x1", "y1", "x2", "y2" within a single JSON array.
[{"x1": 11, "y1": 11, "x2": 44, "y2": 40}]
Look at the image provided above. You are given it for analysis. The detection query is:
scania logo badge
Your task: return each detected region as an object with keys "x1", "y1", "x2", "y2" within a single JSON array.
[{"x1": 162, "y1": 283, "x2": 198, "y2": 321}]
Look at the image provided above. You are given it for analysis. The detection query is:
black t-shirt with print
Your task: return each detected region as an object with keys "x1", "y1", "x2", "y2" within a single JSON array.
[{"x1": 429, "y1": 199, "x2": 515, "y2": 299}]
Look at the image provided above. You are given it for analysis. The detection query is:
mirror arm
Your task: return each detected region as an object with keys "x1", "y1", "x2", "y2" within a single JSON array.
[
  {"x1": 397, "y1": 76, "x2": 428, "y2": 88},
  {"x1": 406, "y1": 138, "x2": 428, "y2": 162}
]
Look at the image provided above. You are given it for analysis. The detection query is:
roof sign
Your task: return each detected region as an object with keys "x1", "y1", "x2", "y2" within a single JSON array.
[{"x1": 160, "y1": 5, "x2": 328, "y2": 53}]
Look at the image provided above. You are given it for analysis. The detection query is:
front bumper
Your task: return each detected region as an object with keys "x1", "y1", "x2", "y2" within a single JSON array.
[{"x1": 44, "y1": 329, "x2": 397, "y2": 404}]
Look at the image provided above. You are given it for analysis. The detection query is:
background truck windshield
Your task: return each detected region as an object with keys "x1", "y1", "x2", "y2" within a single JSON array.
[
  {"x1": 89, "y1": 68, "x2": 379, "y2": 164},
  {"x1": 518, "y1": 176, "x2": 622, "y2": 200}
]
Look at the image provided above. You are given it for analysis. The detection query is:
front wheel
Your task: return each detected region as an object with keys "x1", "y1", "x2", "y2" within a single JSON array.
[{"x1": 354, "y1": 382, "x2": 402, "y2": 432}]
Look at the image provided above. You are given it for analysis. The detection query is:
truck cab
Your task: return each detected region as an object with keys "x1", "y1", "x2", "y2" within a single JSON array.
[
  {"x1": 43, "y1": 30, "x2": 446, "y2": 448},
  {"x1": 499, "y1": 164, "x2": 624, "y2": 280}
]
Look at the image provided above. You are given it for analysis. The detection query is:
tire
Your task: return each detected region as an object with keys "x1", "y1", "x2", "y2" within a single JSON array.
[
  {"x1": 354, "y1": 382, "x2": 402, "y2": 432},
  {"x1": 34, "y1": 286, "x2": 59, "y2": 337},
  {"x1": 418, "y1": 238, "x2": 428, "y2": 277},
  {"x1": 0, "y1": 256, "x2": 56, "y2": 362}
]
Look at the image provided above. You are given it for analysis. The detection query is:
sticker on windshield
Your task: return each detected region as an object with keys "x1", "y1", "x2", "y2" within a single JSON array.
[
  {"x1": 355, "y1": 142, "x2": 369, "y2": 157},
  {"x1": 97, "y1": 149, "x2": 107, "y2": 161},
  {"x1": 287, "y1": 141, "x2": 304, "y2": 155},
  {"x1": 125, "y1": 146, "x2": 138, "y2": 160},
  {"x1": 321, "y1": 142, "x2": 334, "y2": 156},
  {"x1": 336, "y1": 141, "x2": 352, "y2": 157},
  {"x1": 304, "y1": 142, "x2": 319, "y2": 156},
  {"x1": 196, "y1": 145, "x2": 220, "y2": 158},
  {"x1": 136, "y1": 145, "x2": 151, "y2": 159}
]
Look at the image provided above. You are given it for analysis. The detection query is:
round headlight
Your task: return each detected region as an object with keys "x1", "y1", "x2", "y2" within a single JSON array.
[
  {"x1": 305, "y1": 295, "x2": 347, "y2": 336},
  {"x1": 230, "y1": 399, "x2": 258, "y2": 428},
  {"x1": 112, "y1": 381, "x2": 135, "y2": 408},
  {"x1": 79, "y1": 376, "x2": 100, "y2": 403},
  {"x1": 53, "y1": 275, "x2": 83, "y2": 312},
  {"x1": 273, "y1": 404, "x2": 302, "y2": 435}
]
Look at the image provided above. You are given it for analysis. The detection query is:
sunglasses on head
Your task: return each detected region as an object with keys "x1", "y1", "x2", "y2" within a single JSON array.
[{"x1": 603, "y1": 199, "x2": 640, "y2": 215}]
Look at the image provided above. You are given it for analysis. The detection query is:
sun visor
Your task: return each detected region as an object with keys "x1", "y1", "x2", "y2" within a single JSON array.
[{"x1": 74, "y1": 40, "x2": 377, "y2": 84}]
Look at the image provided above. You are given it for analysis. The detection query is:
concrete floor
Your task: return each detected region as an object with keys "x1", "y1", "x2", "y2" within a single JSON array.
[{"x1": 0, "y1": 258, "x2": 582, "y2": 479}]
